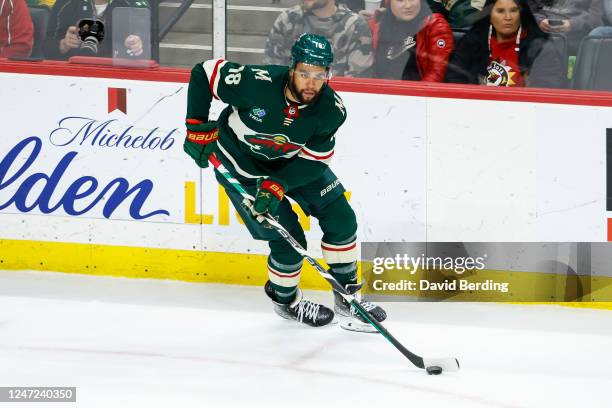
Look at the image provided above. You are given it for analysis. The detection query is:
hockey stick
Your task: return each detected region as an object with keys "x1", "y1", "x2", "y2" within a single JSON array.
[{"x1": 208, "y1": 154, "x2": 460, "y2": 373}]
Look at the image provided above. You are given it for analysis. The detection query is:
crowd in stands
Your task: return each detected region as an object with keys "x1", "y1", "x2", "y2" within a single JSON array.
[
  {"x1": 3, "y1": 0, "x2": 612, "y2": 90},
  {"x1": 264, "y1": 0, "x2": 611, "y2": 88}
]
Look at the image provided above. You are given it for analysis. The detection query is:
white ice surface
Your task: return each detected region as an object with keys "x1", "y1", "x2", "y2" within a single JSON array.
[{"x1": 1, "y1": 270, "x2": 611, "y2": 408}]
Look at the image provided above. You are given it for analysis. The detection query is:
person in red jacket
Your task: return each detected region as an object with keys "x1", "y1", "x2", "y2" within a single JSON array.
[
  {"x1": 367, "y1": 0, "x2": 454, "y2": 81},
  {"x1": 0, "y1": 0, "x2": 33, "y2": 58}
]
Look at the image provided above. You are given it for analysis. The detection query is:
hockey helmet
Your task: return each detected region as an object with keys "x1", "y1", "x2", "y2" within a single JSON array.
[{"x1": 290, "y1": 33, "x2": 334, "y2": 68}]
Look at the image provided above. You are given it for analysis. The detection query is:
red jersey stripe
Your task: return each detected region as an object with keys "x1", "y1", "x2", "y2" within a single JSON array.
[{"x1": 301, "y1": 148, "x2": 334, "y2": 160}]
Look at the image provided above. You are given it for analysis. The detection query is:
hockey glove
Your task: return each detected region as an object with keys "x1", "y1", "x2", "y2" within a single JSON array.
[
  {"x1": 251, "y1": 177, "x2": 287, "y2": 217},
  {"x1": 183, "y1": 119, "x2": 219, "y2": 168}
]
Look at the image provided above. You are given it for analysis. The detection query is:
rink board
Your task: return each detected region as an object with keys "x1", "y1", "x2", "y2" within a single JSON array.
[{"x1": 1, "y1": 66, "x2": 612, "y2": 306}]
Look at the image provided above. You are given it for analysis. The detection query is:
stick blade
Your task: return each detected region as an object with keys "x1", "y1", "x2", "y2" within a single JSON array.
[{"x1": 423, "y1": 357, "x2": 461, "y2": 372}]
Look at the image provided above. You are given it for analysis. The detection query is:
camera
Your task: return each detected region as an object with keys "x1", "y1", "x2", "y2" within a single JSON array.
[{"x1": 78, "y1": 19, "x2": 105, "y2": 55}]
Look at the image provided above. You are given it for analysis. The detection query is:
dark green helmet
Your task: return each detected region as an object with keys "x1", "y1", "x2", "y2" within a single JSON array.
[{"x1": 290, "y1": 33, "x2": 334, "y2": 68}]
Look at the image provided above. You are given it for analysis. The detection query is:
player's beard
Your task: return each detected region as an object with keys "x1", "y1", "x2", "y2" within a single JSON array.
[{"x1": 287, "y1": 75, "x2": 324, "y2": 105}]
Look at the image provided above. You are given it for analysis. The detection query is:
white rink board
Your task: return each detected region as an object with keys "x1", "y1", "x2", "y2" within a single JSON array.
[
  {"x1": 427, "y1": 98, "x2": 610, "y2": 241},
  {"x1": 0, "y1": 72, "x2": 610, "y2": 258}
]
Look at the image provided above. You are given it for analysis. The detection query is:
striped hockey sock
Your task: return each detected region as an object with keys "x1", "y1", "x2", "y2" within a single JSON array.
[
  {"x1": 328, "y1": 261, "x2": 358, "y2": 286},
  {"x1": 321, "y1": 237, "x2": 358, "y2": 286},
  {"x1": 267, "y1": 256, "x2": 303, "y2": 304}
]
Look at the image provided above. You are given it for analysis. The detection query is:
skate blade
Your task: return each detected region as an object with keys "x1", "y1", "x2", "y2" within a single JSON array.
[{"x1": 337, "y1": 314, "x2": 379, "y2": 333}]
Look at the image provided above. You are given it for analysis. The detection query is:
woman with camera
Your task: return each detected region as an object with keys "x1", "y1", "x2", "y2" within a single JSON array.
[{"x1": 44, "y1": 0, "x2": 149, "y2": 60}]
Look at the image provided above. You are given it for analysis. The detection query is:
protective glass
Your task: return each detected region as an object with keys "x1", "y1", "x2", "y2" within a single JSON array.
[{"x1": 112, "y1": 7, "x2": 152, "y2": 65}]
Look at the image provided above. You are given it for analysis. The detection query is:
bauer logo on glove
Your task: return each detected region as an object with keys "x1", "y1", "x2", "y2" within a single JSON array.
[
  {"x1": 187, "y1": 129, "x2": 218, "y2": 144},
  {"x1": 184, "y1": 118, "x2": 219, "y2": 168},
  {"x1": 261, "y1": 180, "x2": 285, "y2": 200},
  {"x1": 252, "y1": 178, "x2": 287, "y2": 216},
  {"x1": 186, "y1": 119, "x2": 219, "y2": 145}
]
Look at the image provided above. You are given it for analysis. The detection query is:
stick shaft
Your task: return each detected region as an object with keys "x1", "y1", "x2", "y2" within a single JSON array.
[{"x1": 208, "y1": 154, "x2": 427, "y2": 369}]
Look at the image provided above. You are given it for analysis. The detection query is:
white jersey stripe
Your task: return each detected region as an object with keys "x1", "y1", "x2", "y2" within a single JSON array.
[
  {"x1": 202, "y1": 59, "x2": 227, "y2": 100},
  {"x1": 216, "y1": 140, "x2": 261, "y2": 179}
]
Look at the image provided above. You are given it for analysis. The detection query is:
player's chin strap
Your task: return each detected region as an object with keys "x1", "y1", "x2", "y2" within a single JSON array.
[{"x1": 208, "y1": 153, "x2": 460, "y2": 374}]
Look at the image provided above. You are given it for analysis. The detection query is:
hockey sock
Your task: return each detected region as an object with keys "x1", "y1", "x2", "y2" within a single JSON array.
[
  {"x1": 267, "y1": 256, "x2": 302, "y2": 304},
  {"x1": 269, "y1": 283, "x2": 297, "y2": 304},
  {"x1": 328, "y1": 261, "x2": 358, "y2": 287},
  {"x1": 321, "y1": 235, "x2": 358, "y2": 287}
]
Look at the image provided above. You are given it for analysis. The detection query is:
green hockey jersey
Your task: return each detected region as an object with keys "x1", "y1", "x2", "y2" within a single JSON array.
[{"x1": 187, "y1": 59, "x2": 347, "y2": 190}]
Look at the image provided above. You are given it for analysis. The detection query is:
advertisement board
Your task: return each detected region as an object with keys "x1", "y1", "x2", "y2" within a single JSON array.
[{"x1": 1, "y1": 68, "x2": 612, "y2": 288}]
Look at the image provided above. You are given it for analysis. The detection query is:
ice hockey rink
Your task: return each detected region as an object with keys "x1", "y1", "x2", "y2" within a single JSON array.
[{"x1": 0, "y1": 270, "x2": 610, "y2": 408}]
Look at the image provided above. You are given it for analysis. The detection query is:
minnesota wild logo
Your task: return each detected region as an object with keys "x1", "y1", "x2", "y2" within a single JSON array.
[{"x1": 246, "y1": 133, "x2": 302, "y2": 160}]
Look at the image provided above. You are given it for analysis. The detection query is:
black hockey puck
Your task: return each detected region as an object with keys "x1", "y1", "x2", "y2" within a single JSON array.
[{"x1": 426, "y1": 366, "x2": 443, "y2": 375}]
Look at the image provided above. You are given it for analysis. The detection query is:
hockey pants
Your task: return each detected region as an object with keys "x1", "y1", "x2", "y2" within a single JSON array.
[{"x1": 215, "y1": 167, "x2": 358, "y2": 303}]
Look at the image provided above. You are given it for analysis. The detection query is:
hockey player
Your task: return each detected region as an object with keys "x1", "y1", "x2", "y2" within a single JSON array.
[{"x1": 183, "y1": 33, "x2": 387, "y2": 332}]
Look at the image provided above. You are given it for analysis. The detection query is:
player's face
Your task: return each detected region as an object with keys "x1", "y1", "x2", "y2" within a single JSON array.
[
  {"x1": 390, "y1": 0, "x2": 422, "y2": 22},
  {"x1": 288, "y1": 63, "x2": 329, "y2": 104},
  {"x1": 302, "y1": 0, "x2": 331, "y2": 11},
  {"x1": 490, "y1": 0, "x2": 521, "y2": 39}
]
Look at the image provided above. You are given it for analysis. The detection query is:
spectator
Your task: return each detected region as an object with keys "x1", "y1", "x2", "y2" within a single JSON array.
[
  {"x1": 528, "y1": 0, "x2": 603, "y2": 52},
  {"x1": 263, "y1": 0, "x2": 374, "y2": 77},
  {"x1": 44, "y1": 0, "x2": 149, "y2": 61},
  {"x1": 589, "y1": 0, "x2": 612, "y2": 35},
  {"x1": 368, "y1": 0, "x2": 454, "y2": 81},
  {"x1": 427, "y1": 0, "x2": 486, "y2": 27},
  {"x1": 1, "y1": 0, "x2": 33, "y2": 58},
  {"x1": 446, "y1": 0, "x2": 565, "y2": 87}
]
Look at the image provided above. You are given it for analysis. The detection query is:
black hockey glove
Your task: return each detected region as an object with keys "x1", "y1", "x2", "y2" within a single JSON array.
[{"x1": 183, "y1": 118, "x2": 218, "y2": 168}]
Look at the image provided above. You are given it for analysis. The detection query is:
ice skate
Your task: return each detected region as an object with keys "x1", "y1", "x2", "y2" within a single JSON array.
[
  {"x1": 334, "y1": 282, "x2": 387, "y2": 333},
  {"x1": 265, "y1": 281, "x2": 334, "y2": 327}
]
